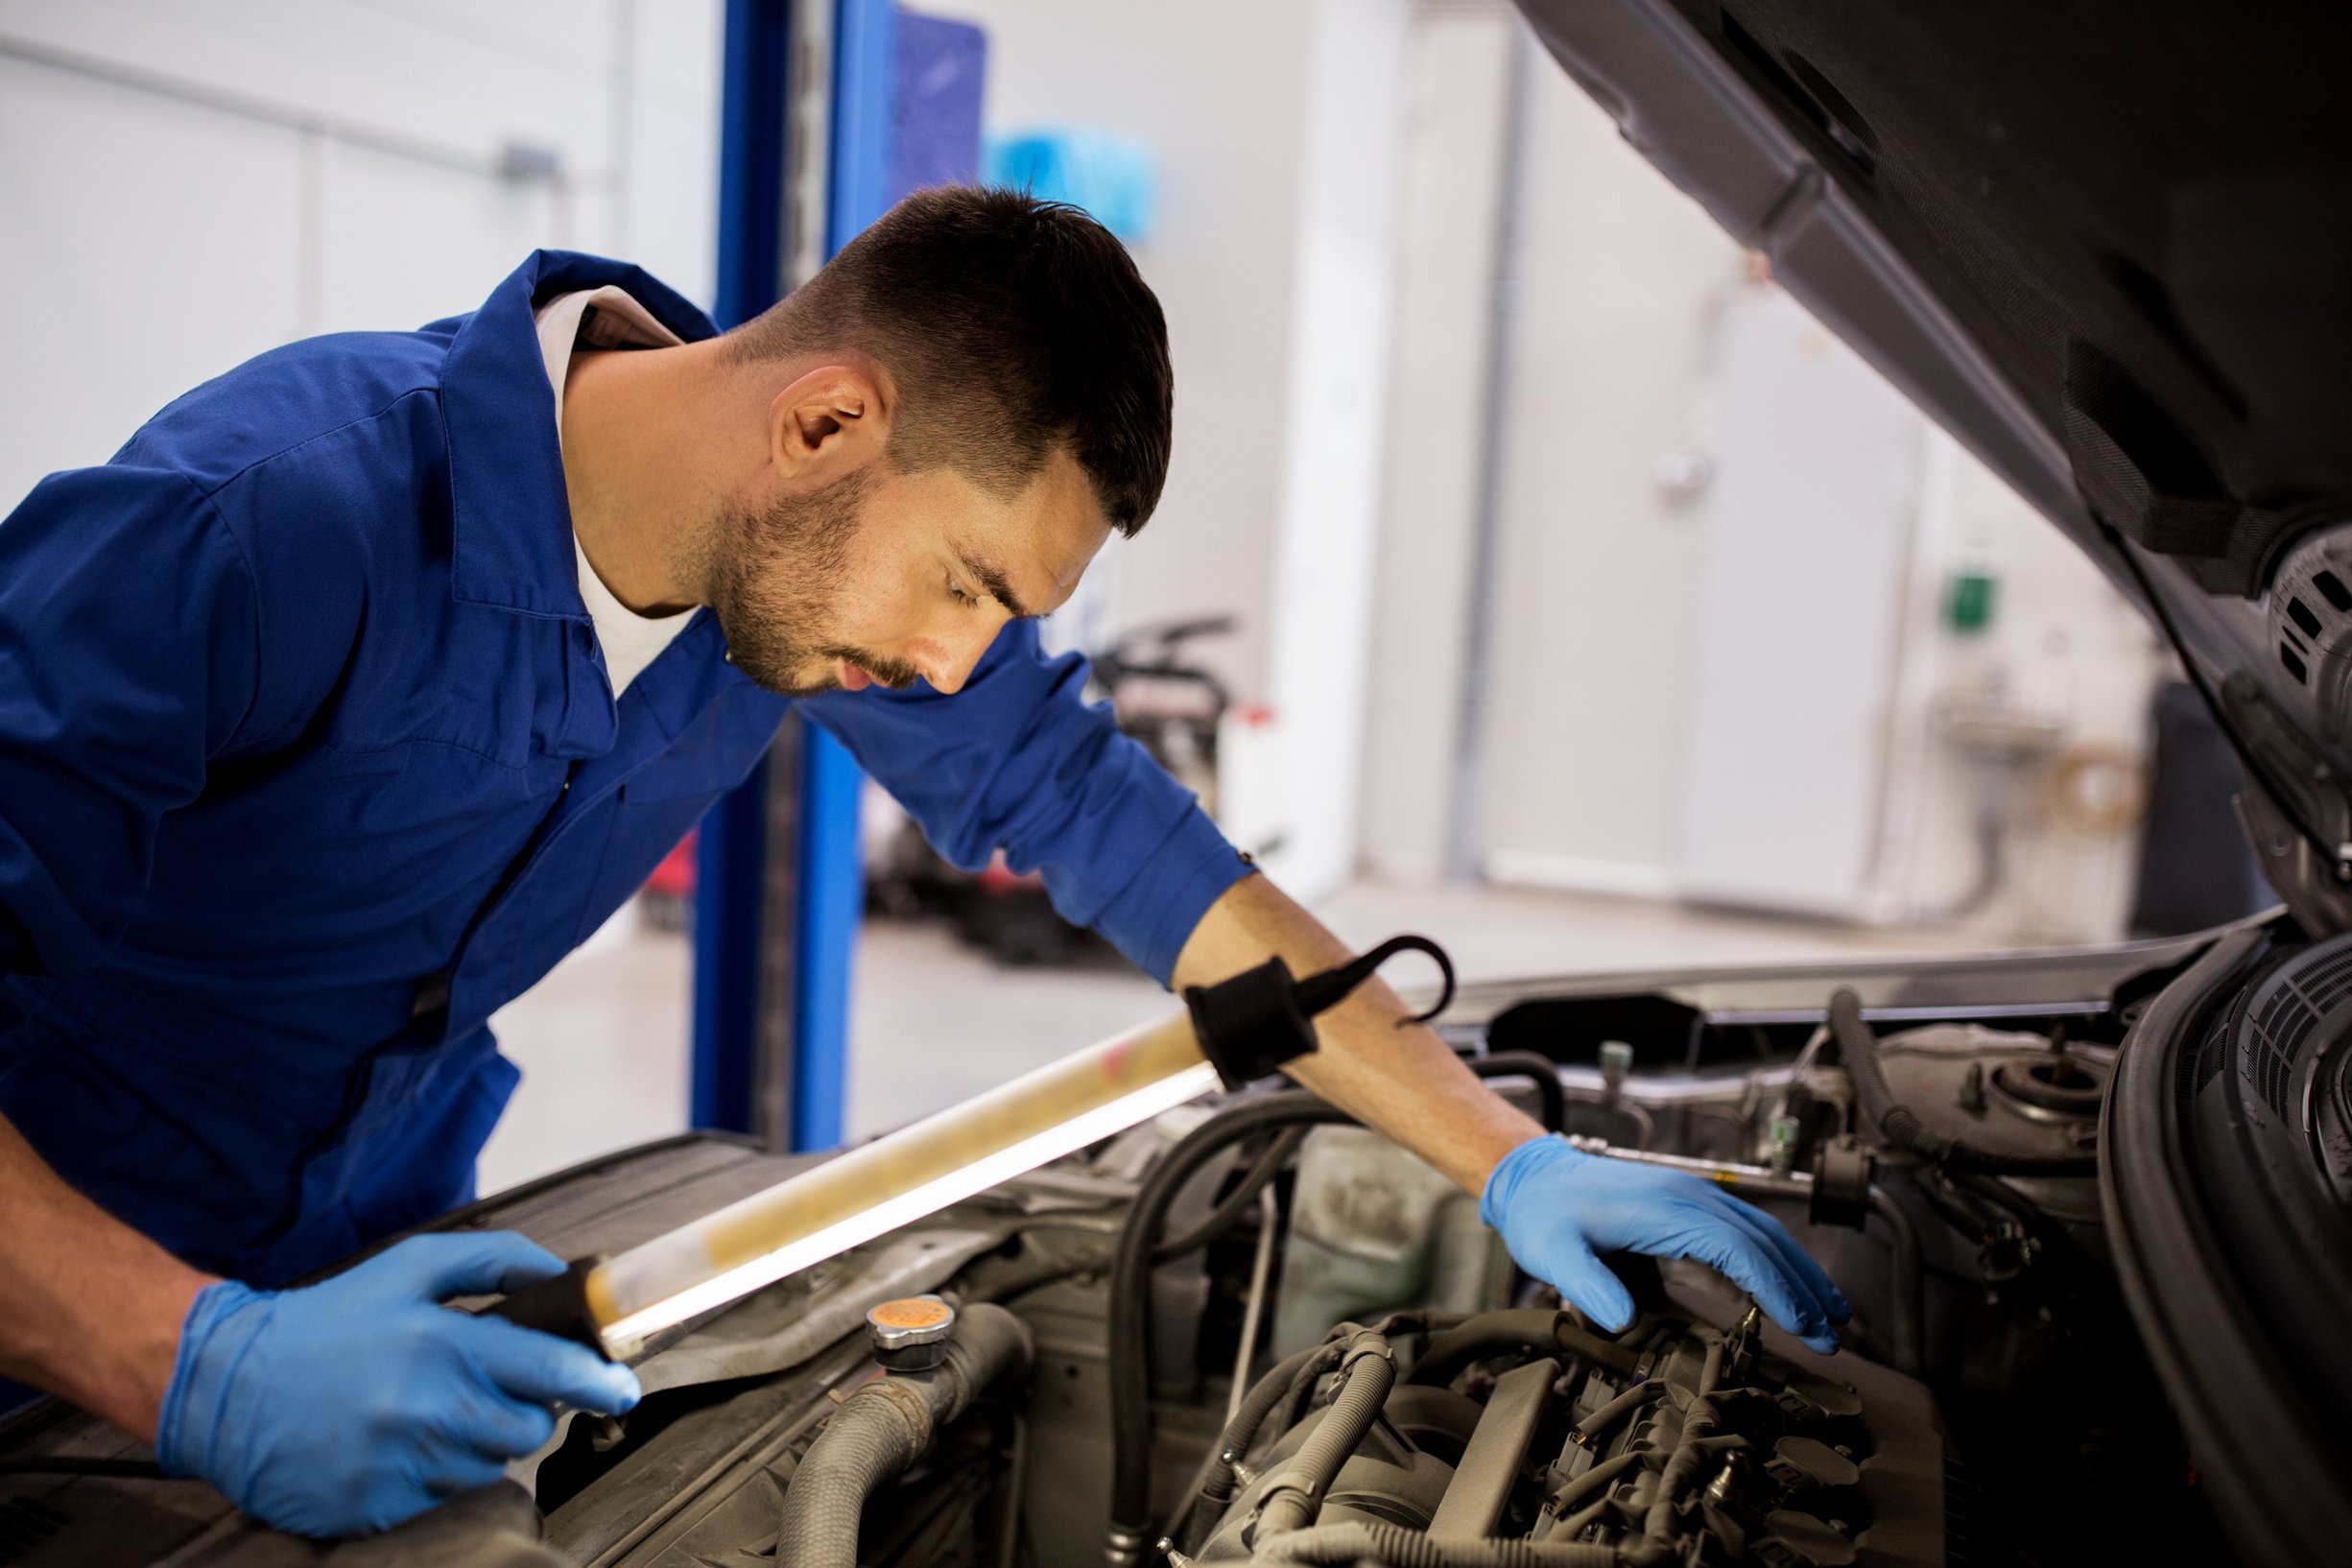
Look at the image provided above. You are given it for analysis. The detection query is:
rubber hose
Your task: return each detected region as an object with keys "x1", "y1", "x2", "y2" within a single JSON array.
[
  {"x1": 1248, "y1": 1521, "x2": 1620, "y2": 1565},
  {"x1": 1406, "y1": 1313, "x2": 1559, "y2": 1389},
  {"x1": 1469, "y1": 1052, "x2": 1569, "y2": 1134},
  {"x1": 1550, "y1": 1319, "x2": 1644, "y2": 1377},
  {"x1": 1253, "y1": 1335, "x2": 1398, "y2": 1537},
  {"x1": 774, "y1": 1392, "x2": 920, "y2": 1568},
  {"x1": 1826, "y1": 989, "x2": 2095, "y2": 1176},
  {"x1": 1562, "y1": 1379, "x2": 1664, "y2": 1448},
  {"x1": 1110, "y1": 1059, "x2": 1570, "y2": 1561},
  {"x1": 1161, "y1": 1051, "x2": 1562, "y2": 1268},
  {"x1": 1155, "y1": 1126, "x2": 1311, "y2": 1262},
  {"x1": 1642, "y1": 1398, "x2": 1720, "y2": 1549},
  {"x1": 1179, "y1": 1312, "x2": 1472, "y2": 1552},
  {"x1": 1182, "y1": 1342, "x2": 1332, "y2": 1546},
  {"x1": 1109, "y1": 1094, "x2": 1355, "y2": 1560},
  {"x1": 1262, "y1": 1311, "x2": 1480, "y2": 1464},
  {"x1": 1224, "y1": 1344, "x2": 1330, "y2": 1460},
  {"x1": 1826, "y1": 988, "x2": 1930, "y2": 1152},
  {"x1": 1407, "y1": 1310, "x2": 1640, "y2": 1389},
  {"x1": 1534, "y1": 1450, "x2": 1641, "y2": 1539},
  {"x1": 776, "y1": 1302, "x2": 1033, "y2": 1568}
]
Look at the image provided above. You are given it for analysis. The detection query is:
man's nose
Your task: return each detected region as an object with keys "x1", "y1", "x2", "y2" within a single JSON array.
[{"x1": 915, "y1": 621, "x2": 1000, "y2": 696}]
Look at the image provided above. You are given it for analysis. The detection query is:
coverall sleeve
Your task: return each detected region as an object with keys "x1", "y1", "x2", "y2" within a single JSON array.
[
  {"x1": 0, "y1": 465, "x2": 262, "y2": 976},
  {"x1": 798, "y1": 621, "x2": 1250, "y2": 986}
]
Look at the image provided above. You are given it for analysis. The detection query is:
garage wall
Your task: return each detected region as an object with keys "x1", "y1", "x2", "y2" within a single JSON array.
[
  {"x1": 1360, "y1": 13, "x2": 2164, "y2": 944},
  {"x1": 1255, "y1": 0, "x2": 1412, "y2": 899},
  {"x1": 1470, "y1": 57, "x2": 1745, "y2": 894},
  {"x1": 1891, "y1": 445, "x2": 2166, "y2": 944},
  {"x1": 1357, "y1": 5, "x2": 1516, "y2": 888},
  {"x1": 0, "y1": 0, "x2": 723, "y2": 511}
]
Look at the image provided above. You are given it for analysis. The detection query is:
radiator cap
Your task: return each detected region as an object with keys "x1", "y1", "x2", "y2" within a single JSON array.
[{"x1": 867, "y1": 1295, "x2": 958, "y2": 1372}]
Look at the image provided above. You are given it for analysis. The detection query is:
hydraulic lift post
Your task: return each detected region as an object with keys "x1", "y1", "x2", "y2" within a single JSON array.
[{"x1": 694, "y1": 0, "x2": 896, "y2": 1151}]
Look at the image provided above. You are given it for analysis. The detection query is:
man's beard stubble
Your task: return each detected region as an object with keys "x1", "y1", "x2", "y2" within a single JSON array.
[{"x1": 706, "y1": 468, "x2": 922, "y2": 697}]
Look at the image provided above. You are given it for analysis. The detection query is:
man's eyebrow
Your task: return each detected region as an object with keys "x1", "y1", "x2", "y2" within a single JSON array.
[{"x1": 955, "y1": 548, "x2": 1037, "y2": 619}]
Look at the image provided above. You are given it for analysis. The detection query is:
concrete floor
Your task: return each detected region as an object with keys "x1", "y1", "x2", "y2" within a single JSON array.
[
  {"x1": 477, "y1": 882, "x2": 1997, "y2": 1193},
  {"x1": 477, "y1": 905, "x2": 697, "y2": 1195}
]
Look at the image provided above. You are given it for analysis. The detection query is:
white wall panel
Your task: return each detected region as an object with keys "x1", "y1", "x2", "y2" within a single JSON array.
[
  {"x1": 1473, "y1": 66, "x2": 1743, "y2": 884},
  {"x1": 1258, "y1": 0, "x2": 1412, "y2": 901},
  {"x1": 1672, "y1": 285, "x2": 1922, "y2": 916},
  {"x1": 620, "y1": 0, "x2": 723, "y2": 306},
  {"x1": 0, "y1": 53, "x2": 302, "y2": 507},
  {"x1": 0, "y1": 0, "x2": 721, "y2": 511},
  {"x1": 0, "y1": 0, "x2": 620, "y2": 178},
  {"x1": 314, "y1": 138, "x2": 564, "y2": 332},
  {"x1": 1357, "y1": 8, "x2": 1515, "y2": 887}
]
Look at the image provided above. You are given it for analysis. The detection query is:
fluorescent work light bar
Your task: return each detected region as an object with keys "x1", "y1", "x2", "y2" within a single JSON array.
[
  {"x1": 588, "y1": 1012, "x2": 1223, "y2": 1354},
  {"x1": 484, "y1": 935, "x2": 1454, "y2": 1361}
]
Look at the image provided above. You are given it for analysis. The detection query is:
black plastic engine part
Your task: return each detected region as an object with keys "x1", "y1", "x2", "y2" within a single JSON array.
[
  {"x1": 1827, "y1": 989, "x2": 2097, "y2": 1176},
  {"x1": 1807, "y1": 1137, "x2": 1875, "y2": 1229}
]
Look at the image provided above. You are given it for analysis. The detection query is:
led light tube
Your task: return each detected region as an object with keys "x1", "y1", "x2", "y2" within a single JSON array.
[{"x1": 586, "y1": 1011, "x2": 1221, "y2": 1354}]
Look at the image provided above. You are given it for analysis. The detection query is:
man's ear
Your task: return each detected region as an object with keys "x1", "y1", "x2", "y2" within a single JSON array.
[{"x1": 768, "y1": 365, "x2": 888, "y2": 478}]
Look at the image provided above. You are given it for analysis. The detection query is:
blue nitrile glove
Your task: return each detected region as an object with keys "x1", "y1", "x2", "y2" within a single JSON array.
[
  {"x1": 1481, "y1": 1135, "x2": 1850, "y2": 1354},
  {"x1": 157, "y1": 1231, "x2": 640, "y2": 1538}
]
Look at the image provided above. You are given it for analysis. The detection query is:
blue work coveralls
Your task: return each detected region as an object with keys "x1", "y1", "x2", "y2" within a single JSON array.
[{"x1": 0, "y1": 251, "x2": 1247, "y2": 1287}]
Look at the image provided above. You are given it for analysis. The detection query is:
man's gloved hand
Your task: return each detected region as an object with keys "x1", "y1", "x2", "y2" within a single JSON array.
[
  {"x1": 156, "y1": 1231, "x2": 640, "y2": 1538},
  {"x1": 1481, "y1": 1134, "x2": 1850, "y2": 1353}
]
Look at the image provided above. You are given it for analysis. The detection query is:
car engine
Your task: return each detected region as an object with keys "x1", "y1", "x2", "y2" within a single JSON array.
[{"x1": 0, "y1": 944, "x2": 2237, "y2": 1568}]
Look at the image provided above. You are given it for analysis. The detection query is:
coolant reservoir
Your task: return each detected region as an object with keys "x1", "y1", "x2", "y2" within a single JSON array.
[{"x1": 1270, "y1": 1126, "x2": 1512, "y2": 1355}]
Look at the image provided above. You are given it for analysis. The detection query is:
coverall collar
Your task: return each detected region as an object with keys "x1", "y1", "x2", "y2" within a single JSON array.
[{"x1": 440, "y1": 249, "x2": 720, "y2": 619}]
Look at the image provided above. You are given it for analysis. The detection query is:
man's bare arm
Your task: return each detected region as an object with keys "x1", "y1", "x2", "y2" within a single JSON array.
[
  {"x1": 1170, "y1": 871, "x2": 1542, "y2": 1196},
  {"x1": 0, "y1": 1111, "x2": 213, "y2": 1439}
]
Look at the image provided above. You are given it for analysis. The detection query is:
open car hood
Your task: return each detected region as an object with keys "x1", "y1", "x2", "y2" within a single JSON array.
[{"x1": 1509, "y1": 0, "x2": 2352, "y2": 931}]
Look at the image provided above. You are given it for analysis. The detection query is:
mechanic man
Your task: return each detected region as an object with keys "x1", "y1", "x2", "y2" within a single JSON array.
[{"x1": 0, "y1": 189, "x2": 1844, "y2": 1536}]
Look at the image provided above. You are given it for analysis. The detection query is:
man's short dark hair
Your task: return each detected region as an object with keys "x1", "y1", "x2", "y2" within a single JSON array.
[{"x1": 727, "y1": 186, "x2": 1173, "y2": 536}]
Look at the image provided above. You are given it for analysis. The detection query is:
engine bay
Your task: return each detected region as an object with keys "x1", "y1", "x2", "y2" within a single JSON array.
[{"x1": 0, "y1": 933, "x2": 2264, "y2": 1566}]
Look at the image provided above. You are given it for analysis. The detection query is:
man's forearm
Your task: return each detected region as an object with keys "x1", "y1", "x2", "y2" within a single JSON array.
[
  {"x1": 1170, "y1": 872, "x2": 1542, "y2": 1195},
  {"x1": 0, "y1": 1112, "x2": 213, "y2": 1439}
]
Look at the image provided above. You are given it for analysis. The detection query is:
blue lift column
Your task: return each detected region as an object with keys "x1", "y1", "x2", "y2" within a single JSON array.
[
  {"x1": 695, "y1": 0, "x2": 977, "y2": 1152},
  {"x1": 690, "y1": 0, "x2": 788, "y2": 1147},
  {"x1": 693, "y1": 0, "x2": 893, "y2": 1152},
  {"x1": 786, "y1": 0, "x2": 897, "y2": 1154}
]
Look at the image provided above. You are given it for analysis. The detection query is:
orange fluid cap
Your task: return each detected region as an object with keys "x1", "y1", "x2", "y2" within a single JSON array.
[{"x1": 867, "y1": 1295, "x2": 958, "y2": 1354}]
